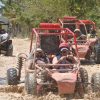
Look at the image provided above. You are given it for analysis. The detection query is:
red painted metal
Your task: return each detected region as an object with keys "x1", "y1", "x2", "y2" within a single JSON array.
[
  {"x1": 58, "y1": 16, "x2": 98, "y2": 61},
  {"x1": 80, "y1": 20, "x2": 96, "y2": 30},
  {"x1": 39, "y1": 23, "x2": 61, "y2": 28},
  {"x1": 29, "y1": 23, "x2": 80, "y2": 95},
  {"x1": 51, "y1": 72, "x2": 77, "y2": 94}
]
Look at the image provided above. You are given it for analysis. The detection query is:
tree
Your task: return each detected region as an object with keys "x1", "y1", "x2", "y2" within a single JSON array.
[
  {"x1": 2, "y1": 0, "x2": 100, "y2": 36},
  {"x1": 67, "y1": 0, "x2": 97, "y2": 18}
]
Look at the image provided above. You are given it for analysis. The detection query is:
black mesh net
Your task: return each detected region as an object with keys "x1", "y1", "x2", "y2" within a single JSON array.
[{"x1": 40, "y1": 35, "x2": 60, "y2": 55}]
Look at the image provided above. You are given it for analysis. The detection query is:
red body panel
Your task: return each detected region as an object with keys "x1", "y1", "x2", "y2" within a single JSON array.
[
  {"x1": 52, "y1": 72, "x2": 77, "y2": 94},
  {"x1": 57, "y1": 82, "x2": 76, "y2": 94}
]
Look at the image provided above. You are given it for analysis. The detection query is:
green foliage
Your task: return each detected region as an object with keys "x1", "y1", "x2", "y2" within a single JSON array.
[
  {"x1": 2, "y1": 0, "x2": 100, "y2": 37},
  {"x1": 67, "y1": 0, "x2": 97, "y2": 18}
]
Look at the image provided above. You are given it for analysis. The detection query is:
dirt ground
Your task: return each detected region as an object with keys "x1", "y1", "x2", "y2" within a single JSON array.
[{"x1": 0, "y1": 38, "x2": 100, "y2": 100}]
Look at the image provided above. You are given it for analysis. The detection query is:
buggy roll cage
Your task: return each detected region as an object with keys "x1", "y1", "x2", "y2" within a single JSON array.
[
  {"x1": 58, "y1": 16, "x2": 89, "y2": 36},
  {"x1": 59, "y1": 16, "x2": 96, "y2": 35},
  {"x1": 80, "y1": 20, "x2": 96, "y2": 30},
  {"x1": 30, "y1": 25, "x2": 80, "y2": 68},
  {"x1": 31, "y1": 27, "x2": 78, "y2": 54}
]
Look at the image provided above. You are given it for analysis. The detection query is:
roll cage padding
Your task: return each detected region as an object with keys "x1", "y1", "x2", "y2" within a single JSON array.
[{"x1": 39, "y1": 23, "x2": 61, "y2": 28}]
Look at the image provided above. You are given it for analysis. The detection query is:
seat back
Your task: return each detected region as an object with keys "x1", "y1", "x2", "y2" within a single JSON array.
[{"x1": 40, "y1": 35, "x2": 60, "y2": 55}]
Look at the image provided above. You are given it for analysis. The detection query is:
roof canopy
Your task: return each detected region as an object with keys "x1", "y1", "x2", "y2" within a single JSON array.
[{"x1": 0, "y1": 16, "x2": 9, "y2": 25}]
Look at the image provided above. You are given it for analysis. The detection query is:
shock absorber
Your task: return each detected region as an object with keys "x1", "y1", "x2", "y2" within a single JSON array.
[
  {"x1": 17, "y1": 53, "x2": 27, "y2": 81},
  {"x1": 17, "y1": 57, "x2": 23, "y2": 81}
]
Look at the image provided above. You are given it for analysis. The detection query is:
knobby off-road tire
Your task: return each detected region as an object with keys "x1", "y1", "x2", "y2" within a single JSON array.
[
  {"x1": 38, "y1": 70, "x2": 48, "y2": 95},
  {"x1": 25, "y1": 72, "x2": 37, "y2": 95},
  {"x1": 7, "y1": 68, "x2": 18, "y2": 85},
  {"x1": 94, "y1": 44, "x2": 100, "y2": 64},
  {"x1": 77, "y1": 67, "x2": 88, "y2": 98},
  {"x1": 6, "y1": 44, "x2": 13, "y2": 56},
  {"x1": 79, "y1": 67, "x2": 88, "y2": 90},
  {"x1": 91, "y1": 73, "x2": 100, "y2": 92}
]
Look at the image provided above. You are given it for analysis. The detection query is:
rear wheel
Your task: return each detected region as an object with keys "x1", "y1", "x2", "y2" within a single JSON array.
[
  {"x1": 6, "y1": 44, "x2": 13, "y2": 56},
  {"x1": 38, "y1": 70, "x2": 48, "y2": 95},
  {"x1": 7, "y1": 68, "x2": 18, "y2": 85},
  {"x1": 25, "y1": 72, "x2": 37, "y2": 95},
  {"x1": 79, "y1": 67, "x2": 88, "y2": 90},
  {"x1": 94, "y1": 44, "x2": 100, "y2": 64},
  {"x1": 76, "y1": 68, "x2": 88, "y2": 98},
  {"x1": 91, "y1": 73, "x2": 100, "y2": 92}
]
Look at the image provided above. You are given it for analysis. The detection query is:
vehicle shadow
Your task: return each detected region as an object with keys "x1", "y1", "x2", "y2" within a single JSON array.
[
  {"x1": 0, "y1": 54, "x2": 16, "y2": 57},
  {"x1": 11, "y1": 55, "x2": 16, "y2": 57},
  {"x1": 81, "y1": 60, "x2": 95, "y2": 65}
]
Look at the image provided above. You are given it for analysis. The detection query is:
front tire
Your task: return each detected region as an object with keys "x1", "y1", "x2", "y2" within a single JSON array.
[
  {"x1": 25, "y1": 72, "x2": 37, "y2": 95},
  {"x1": 94, "y1": 44, "x2": 100, "y2": 64},
  {"x1": 79, "y1": 67, "x2": 88, "y2": 90},
  {"x1": 7, "y1": 68, "x2": 18, "y2": 85},
  {"x1": 76, "y1": 68, "x2": 88, "y2": 98},
  {"x1": 91, "y1": 73, "x2": 100, "y2": 92}
]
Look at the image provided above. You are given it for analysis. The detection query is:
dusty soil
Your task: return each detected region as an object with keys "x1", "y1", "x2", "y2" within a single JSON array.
[{"x1": 0, "y1": 38, "x2": 100, "y2": 100}]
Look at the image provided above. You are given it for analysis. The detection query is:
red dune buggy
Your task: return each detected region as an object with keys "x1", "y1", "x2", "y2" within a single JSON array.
[
  {"x1": 24, "y1": 23, "x2": 88, "y2": 98},
  {"x1": 58, "y1": 16, "x2": 100, "y2": 63},
  {"x1": 7, "y1": 23, "x2": 88, "y2": 98}
]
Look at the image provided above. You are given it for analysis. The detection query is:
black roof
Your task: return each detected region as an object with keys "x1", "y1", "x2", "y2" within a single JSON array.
[{"x1": 0, "y1": 16, "x2": 9, "y2": 25}]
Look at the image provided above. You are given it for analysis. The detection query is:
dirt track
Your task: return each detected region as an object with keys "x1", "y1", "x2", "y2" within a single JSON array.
[{"x1": 0, "y1": 38, "x2": 100, "y2": 100}]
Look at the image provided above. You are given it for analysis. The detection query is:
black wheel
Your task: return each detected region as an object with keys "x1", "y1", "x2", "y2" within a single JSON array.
[
  {"x1": 79, "y1": 67, "x2": 88, "y2": 90},
  {"x1": 76, "y1": 68, "x2": 88, "y2": 98},
  {"x1": 38, "y1": 70, "x2": 48, "y2": 95},
  {"x1": 65, "y1": 94, "x2": 74, "y2": 100},
  {"x1": 94, "y1": 44, "x2": 100, "y2": 64},
  {"x1": 76, "y1": 76, "x2": 84, "y2": 98},
  {"x1": 6, "y1": 43, "x2": 13, "y2": 56},
  {"x1": 7, "y1": 68, "x2": 18, "y2": 85},
  {"x1": 91, "y1": 73, "x2": 100, "y2": 92},
  {"x1": 25, "y1": 72, "x2": 37, "y2": 95}
]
